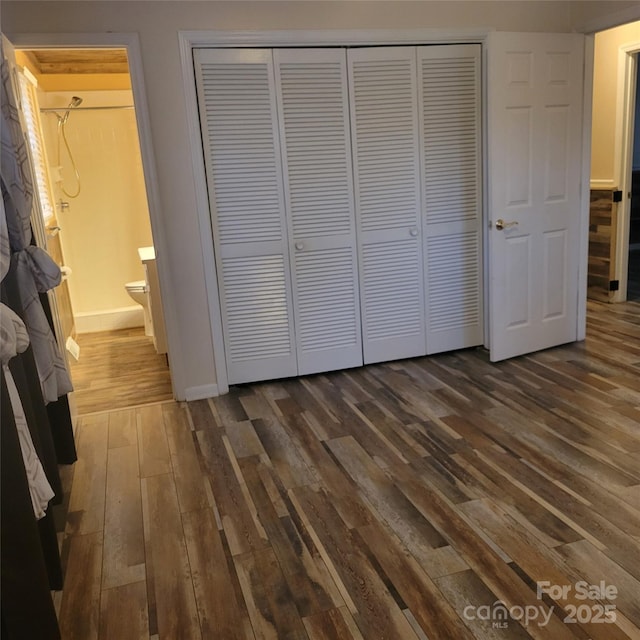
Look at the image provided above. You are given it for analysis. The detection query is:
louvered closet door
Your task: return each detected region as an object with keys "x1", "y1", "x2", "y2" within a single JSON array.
[
  {"x1": 419, "y1": 45, "x2": 483, "y2": 353},
  {"x1": 274, "y1": 49, "x2": 363, "y2": 375},
  {"x1": 348, "y1": 47, "x2": 427, "y2": 364},
  {"x1": 194, "y1": 49, "x2": 297, "y2": 384}
]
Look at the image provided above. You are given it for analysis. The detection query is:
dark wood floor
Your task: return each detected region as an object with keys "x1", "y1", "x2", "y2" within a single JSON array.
[
  {"x1": 55, "y1": 300, "x2": 640, "y2": 639},
  {"x1": 68, "y1": 328, "x2": 173, "y2": 415}
]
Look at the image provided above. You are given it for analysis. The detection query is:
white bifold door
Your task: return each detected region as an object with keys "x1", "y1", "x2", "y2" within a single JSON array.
[
  {"x1": 195, "y1": 45, "x2": 483, "y2": 385},
  {"x1": 348, "y1": 47, "x2": 426, "y2": 364},
  {"x1": 194, "y1": 50, "x2": 297, "y2": 384},
  {"x1": 419, "y1": 46, "x2": 484, "y2": 354},
  {"x1": 274, "y1": 49, "x2": 363, "y2": 376},
  {"x1": 348, "y1": 45, "x2": 483, "y2": 363}
]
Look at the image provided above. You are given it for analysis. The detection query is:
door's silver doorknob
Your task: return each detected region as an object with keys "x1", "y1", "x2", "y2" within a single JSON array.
[
  {"x1": 295, "y1": 242, "x2": 304, "y2": 251},
  {"x1": 495, "y1": 218, "x2": 518, "y2": 230},
  {"x1": 409, "y1": 227, "x2": 419, "y2": 237}
]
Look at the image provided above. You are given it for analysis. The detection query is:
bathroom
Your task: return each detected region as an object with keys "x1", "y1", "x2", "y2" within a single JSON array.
[{"x1": 16, "y1": 48, "x2": 172, "y2": 412}]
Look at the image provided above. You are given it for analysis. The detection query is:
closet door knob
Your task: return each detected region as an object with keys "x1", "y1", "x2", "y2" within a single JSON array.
[
  {"x1": 409, "y1": 227, "x2": 419, "y2": 237},
  {"x1": 295, "y1": 242, "x2": 304, "y2": 251}
]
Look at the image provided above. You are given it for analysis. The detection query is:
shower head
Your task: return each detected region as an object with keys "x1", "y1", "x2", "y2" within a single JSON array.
[{"x1": 59, "y1": 96, "x2": 83, "y2": 125}]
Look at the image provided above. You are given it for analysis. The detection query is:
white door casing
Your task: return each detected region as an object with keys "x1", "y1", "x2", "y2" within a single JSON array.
[
  {"x1": 488, "y1": 32, "x2": 585, "y2": 362},
  {"x1": 274, "y1": 48, "x2": 363, "y2": 376}
]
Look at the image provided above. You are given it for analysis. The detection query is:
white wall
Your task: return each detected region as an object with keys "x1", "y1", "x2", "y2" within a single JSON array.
[{"x1": 4, "y1": 0, "x2": 635, "y2": 398}]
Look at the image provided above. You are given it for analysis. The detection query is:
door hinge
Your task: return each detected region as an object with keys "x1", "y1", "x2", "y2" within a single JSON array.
[
  {"x1": 612, "y1": 190, "x2": 623, "y2": 203},
  {"x1": 609, "y1": 280, "x2": 619, "y2": 291}
]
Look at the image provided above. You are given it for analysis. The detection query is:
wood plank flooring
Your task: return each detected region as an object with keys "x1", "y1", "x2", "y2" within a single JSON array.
[
  {"x1": 56, "y1": 300, "x2": 640, "y2": 639},
  {"x1": 68, "y1": 328, "x2": 173, "y2": 414}
]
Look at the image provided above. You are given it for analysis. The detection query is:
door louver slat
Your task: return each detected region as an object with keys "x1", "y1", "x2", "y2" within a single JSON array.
[
  {"x1": 277, "y1": 59, "x2": 353, "y2": 239},
  {"x1": 222, "y1": 255, "x2": 291, "y2": 359},
  {"x1": 198, "y1": 62, "x2": 284, "y2": 245},
  {"x1": 361, "y1": 240, "x2": 423, "y2": 340},
  {"x1": 423, "y1": 57, "x2": 479, "y2": 226},
  {"x1": 426, "y1": 232, "x2": 481, "y2": 330},
  {"x1": 295, "y1": 248, "x2": 359, "y2": 349}
]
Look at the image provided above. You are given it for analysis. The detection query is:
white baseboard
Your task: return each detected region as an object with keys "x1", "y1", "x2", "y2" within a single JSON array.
[
  {"x1": 590, "y1": 179, "x2": 616, "y2": 190},
  {"x1": 75, "y1": 306, "x2": 144, "y2": 334},
  {"x1": 184, "y1": 383, "x2": 219, "y2": 401}
]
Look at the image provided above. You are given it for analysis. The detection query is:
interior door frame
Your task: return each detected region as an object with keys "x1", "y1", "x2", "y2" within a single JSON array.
[
  {"x1": 578, "y1": 34, "x2": 595, "y2": 341},
  {"x1": 612, "y1": 42, "x2": 640, "y2": 302},
  {"x1": 6, "y1": 31, "x2": 180, "y2": 399},
  {"x1": 179, "y1": 28, "x2": 490, "y2": 395}
]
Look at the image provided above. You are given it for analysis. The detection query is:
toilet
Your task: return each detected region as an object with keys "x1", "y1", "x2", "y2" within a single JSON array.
[{"x1": 125, "y1": 280, "x2": 153, "y2": 336}]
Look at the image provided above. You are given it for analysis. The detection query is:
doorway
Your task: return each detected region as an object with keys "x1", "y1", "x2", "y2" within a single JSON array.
[
  {"x1": 628, "y1": 55, "x2": 640, "y2": 301},
  {"x1": 589, "y1": 22, "x2": 640, "y2": 305},
  {"x1": 16, "y1": 47, "x2": 173, "y2": 414}
]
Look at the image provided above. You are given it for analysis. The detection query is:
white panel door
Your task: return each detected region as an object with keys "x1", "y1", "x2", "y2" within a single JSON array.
[
  {"x1": 488, "y1": 33, "x2": 584, "y2": 361},
  {"x1": 348, "y1": 47, "x2": 426, "y2": 364},
  {"x1": 418, "y1": 45, "x2": 483, "y2": 354},
  {"x1": 274, "y1": 49, "x2": 363, "y2": 375},
  {"x1": 194, "y1": 49, "x2": 297, "y2": 384}
]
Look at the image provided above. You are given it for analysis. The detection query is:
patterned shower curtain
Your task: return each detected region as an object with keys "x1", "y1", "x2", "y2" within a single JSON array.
[{"x1": 1, "y1": 42, "x2": 72, "y2": 403}]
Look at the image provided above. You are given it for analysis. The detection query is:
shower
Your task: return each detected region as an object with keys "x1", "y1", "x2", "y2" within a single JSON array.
[
  {"x1": 57, "y1": 96, "x2": 83, "y2": 198},
  {"x1": 60, "y1": 95, "x2": 83, "y2": 124}
]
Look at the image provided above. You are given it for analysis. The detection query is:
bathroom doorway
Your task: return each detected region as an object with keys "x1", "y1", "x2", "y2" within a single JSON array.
[
  {"x1": 628, "y1": 55, "x2": 640, "y2": 301},
  {"x1": 588, "y1": 22, "x2": 640, "y2": 305},
  {"x1": 16, "y1": 47, "x2": 173, "y2": 414}
]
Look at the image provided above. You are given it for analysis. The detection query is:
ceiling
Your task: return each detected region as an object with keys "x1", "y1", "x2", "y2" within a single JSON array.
[{"x1": 24, "y1": 49, "x2": 129, "y2": 75}]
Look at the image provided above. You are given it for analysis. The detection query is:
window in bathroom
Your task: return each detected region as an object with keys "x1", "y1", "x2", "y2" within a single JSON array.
[{"x1": 17, "y1": 65, "x2": 57, "y2": 225}]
